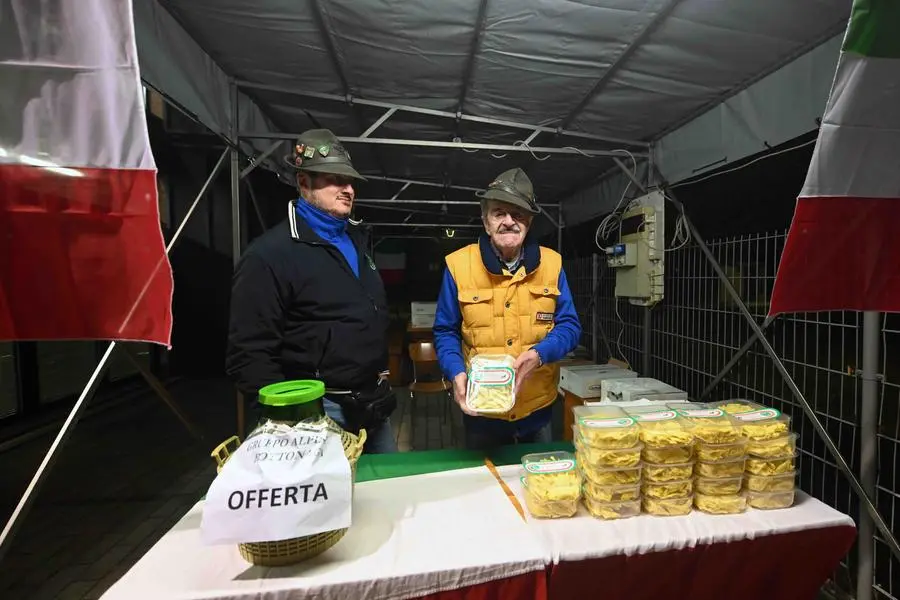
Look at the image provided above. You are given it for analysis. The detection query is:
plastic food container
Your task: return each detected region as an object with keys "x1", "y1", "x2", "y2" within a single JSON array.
[
  {"x1": 575, "y1": 434, "x2": 643, "y2": 468},
  {"x1": 747, "y1": 489, "x2": 795, "y2": 510},
  {"x1": 643, "y1": 443, "x2": 694, "y2": 464},
  {"x1": 583, "y1": 481, "x2": 640, "y2": 503},
  {"x1": 744, "y1": 471, "x2": 797, "y2": 493},
  {"x1": 709, "y1": 399, "x2": 767, "y2": 415},
  {"x1": 695, "y1": 475, "x2": 743, "y2": 496},
  {"x1": 745, "y1": 452, "x2": 797, "y2": 476},
  {"x1": 643, "y1": 478, "x2": 693, "y2": 499},
  {"x1": 573, "y1": 405, "x2": 640, "y2": 448},
  {"x1": 581, "y1": 463, "x2": 642, "y2": 486},
  {"x1": 696, "y1": 456, "x2": 746, "y2": 478},
  {"x1": 747, "y1": 433, "x2": 798, "y2": 458},
  {"x1": 676, "y1": 407, "x2": 742, "y2": 444},
  {"x1": 521, "y1": 477, "x2": 578, "y2": 518},
  {"x1": 643, "y1": 460, "x2": 695, "y2": 482},
  {"x1": 628, "y1": 409, "x2": 695, "y2": 447},
  {"x1": 643, "y1": 495, "x2": 693, "y2": 516},
  {"x1": 466, "y1": 354, "x2": 516, "y2": 413},
  {"x1": 694, "y1": 492, "x2": 747, "y2": 514},
  {"x1": 732, "y1": 408, "x2": 792, "y2": 441},
  {"x1": 522, "y1": 452, "x2": 581, "y2": 498},
  {"x1": 583, "y1": 496, "x2": 641, "y2": 520},
  {"x1": 696, "y1": 439, "x2": 747, "y2": 462}
]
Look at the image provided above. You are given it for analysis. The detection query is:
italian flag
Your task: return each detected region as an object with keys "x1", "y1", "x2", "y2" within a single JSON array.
[
  {"x1": 0, "y1": 1, "x2": 173, "y2": 345},
  {"x1": 770, "y1": 0, "x2": 900, "y2": 315},
  {"x1": 374, "y1": 239, "x2": 407, "y2": 285}
]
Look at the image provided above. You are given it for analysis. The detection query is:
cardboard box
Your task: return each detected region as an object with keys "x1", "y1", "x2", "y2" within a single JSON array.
[
  {"x1": 559, "y1": 363, "x2": 638, "y2": 398},
  {"x1": 599, "y1": 377, "x2": 688, "y2": 405}
]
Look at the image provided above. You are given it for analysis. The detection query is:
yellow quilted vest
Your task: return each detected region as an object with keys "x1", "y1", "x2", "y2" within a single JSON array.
[{"x1": 445, "y1": 243, "x2": 562, "y2": 422}]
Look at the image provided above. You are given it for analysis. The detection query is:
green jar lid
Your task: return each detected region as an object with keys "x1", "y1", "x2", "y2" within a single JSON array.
[{"x1": 258, "y1": 380, "x2": 325, "y2": 407}]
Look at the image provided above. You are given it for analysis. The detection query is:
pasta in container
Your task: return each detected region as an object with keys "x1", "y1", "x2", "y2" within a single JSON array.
[
  {"x1": 695, "y1": 456, "x2": 746, "y2": 478},
  {"x1": 643, "y1": 495, "x2": 693, "y2": 516},
  {"x1": 732, "y1": 408, "x2": 792, "y2": 441},
  {"x1": 521, "y1": 477, "x2": 578, "y2": 519},
  {"x1": 581, "y1": 463, "x2": 643, "y2": 486},
  {"x1": 695, "y1": 475, "x2": 743, "y2": 496},
  {"x1": 583, "y1": 496, "x2": 641, "y2": 520},
  {"x1": 696, "y1": 439, "x2": 747, "y2": 462},
  {"x1": 583, "y1": 481, "x2": 640, "y2": 502},
  {"x1": 643, "y1": 461, "x2": 694, "y2": 483},
  {"x1": 676, "y1": 406, "x2": 741, "y2": 444},
  {"x1": 572, "y1": 406, "x2": 639, "y2": 448},
  {"x1": 466, "y1": 354, "x2": 516, "y2": 414},
  {"x1": 626, "y1": 408, "x2": 695, "y2": 447},
  {"x1": 745, "y1": 453, "x2": 796, "y2": 476},
  {"x1": 643, "y1": 478, "x2": 693, "y2": 500},
  {"x1": 747, "y1": 433, "x2": 798, "y2": 458},
  {"x1": 575, "y1": 432, "x2": 642, "y2": 468},
  {"x1": 744, "y1": 471, "x2": 796, "y2": 493},
  {"x1": 521, "y1": 451, "x2": 581, "y2": 515},
  {"x1": 747, "y1": 489, "x2": 795, "y2": 510},
  {"x1": 709, "y1": 399, "x2": 767, "y2": 415},
  {"x1": 694, "y1": 492, "x2": 747, "y2": 515}
]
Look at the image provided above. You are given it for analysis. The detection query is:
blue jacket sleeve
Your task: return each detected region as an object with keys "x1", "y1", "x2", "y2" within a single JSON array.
[
  {"x1": 532, "y1": 268, "x2": 583, "y2": 364},
  {"x1": 433, "y1": 268, "x2": 467, "y2": 380}
]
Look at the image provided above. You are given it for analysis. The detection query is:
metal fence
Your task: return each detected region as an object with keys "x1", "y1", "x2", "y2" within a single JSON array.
[{"x1": 564, "y1": 231, "x2": 899, "y2": 599}]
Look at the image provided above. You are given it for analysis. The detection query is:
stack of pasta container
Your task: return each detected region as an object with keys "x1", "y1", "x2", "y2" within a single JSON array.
[
  {"x1": 675, "y1": 404, "x2": 748, "y2": 514},
  {"x1": 572, "y1": 406, "x2": 642, "y2": 519},
  {"x1": 520, "y1": 451, "x2": 581, "y2": 519},
  {"x1": 714, "y1": 400, "x2": 798, "y2": 510},
  {"x1": 625, "y1": 406, "x2": 695, "y2": 516}
]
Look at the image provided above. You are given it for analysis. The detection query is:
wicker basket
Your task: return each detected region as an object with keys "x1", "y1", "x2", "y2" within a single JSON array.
[{"x1": 210, "y1": 418, "x2": 367, "y2": 567}]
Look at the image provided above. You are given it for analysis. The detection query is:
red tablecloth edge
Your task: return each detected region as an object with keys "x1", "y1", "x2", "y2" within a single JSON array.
[
  {"x1": 548, "y1": 524, "x2": 856, "y2": 600},
  {"x1": 417, "y1": 569, "x2": 548, "y2": 600}
]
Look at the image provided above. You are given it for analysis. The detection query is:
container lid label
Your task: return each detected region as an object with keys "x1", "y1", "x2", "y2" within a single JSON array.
[
  {"x1": 633, "y1": 410, "x2": 677, "y2": 422},
  {"x1": 524, "y1": 459, "x2": 576, "y2": 474},
  {"x1": 733, "y1": 408, "x2": 781, "y2": 422},
  {"x1": 678, "y1": 408, "x2": 724, "y2": 418},
  {"x1": 579, "y1": 416, "x2": 636, "y2": 428},
  {"x1": 471, "y1": 366, "x2": 514, "y2": 386}
]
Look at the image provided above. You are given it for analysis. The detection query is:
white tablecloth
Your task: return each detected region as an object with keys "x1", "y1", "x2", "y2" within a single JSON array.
[
  {"x1": 101, "y1": 467, "x2": 548, "y2": 600},
  {"x1": 496, "y1": 464, "x2": 856, "y2": 563}
]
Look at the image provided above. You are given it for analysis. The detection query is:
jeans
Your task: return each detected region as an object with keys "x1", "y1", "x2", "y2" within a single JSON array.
[
  {"x1": 323, "y1": 398, "x2": 399, "y2": 454},
  {"x1": 462, "y1": 415, "x2": 553, "y2": 452}
]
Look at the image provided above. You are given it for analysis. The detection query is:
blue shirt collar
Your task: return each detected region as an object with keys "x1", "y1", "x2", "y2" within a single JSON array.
[{"x1": 295, "y1": 197, "x2": 347, "y2": 240}]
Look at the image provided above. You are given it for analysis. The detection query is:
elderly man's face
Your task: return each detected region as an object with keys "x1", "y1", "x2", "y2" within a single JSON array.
[
  {"x1": 482, "y1": 200, "x2": 532, "y2": 258},
  {"x1": 299, "y1": 172, "x2": 356, "y2": 219}
]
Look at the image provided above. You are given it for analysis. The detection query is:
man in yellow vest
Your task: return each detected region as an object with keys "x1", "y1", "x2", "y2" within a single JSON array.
[{"x1": 433, "y1": 168, "x2": 582, "y2": 450}]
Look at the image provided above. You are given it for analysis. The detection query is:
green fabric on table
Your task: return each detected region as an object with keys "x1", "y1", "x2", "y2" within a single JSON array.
[{"x1": 355, "y1": 441, "x2": 574, "y2": 483}]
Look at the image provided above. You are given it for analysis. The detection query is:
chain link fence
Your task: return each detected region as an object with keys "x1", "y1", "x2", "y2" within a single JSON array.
[{"x1": 563, "y1": 231, "x2": 899, "y2": 599}]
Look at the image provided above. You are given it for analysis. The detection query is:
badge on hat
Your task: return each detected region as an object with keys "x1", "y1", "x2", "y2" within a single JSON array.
[
  {"x1": 303, "y1": 146, "x2": 316, "y2": 159},
  {"x1": 318, "y1": 145, "x2": 331, "y2": 157}
]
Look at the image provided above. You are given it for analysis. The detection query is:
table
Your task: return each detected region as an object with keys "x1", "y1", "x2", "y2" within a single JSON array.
[
  {"x1": 103, "y1": 444, "x2": 856, "y2": 600},
  {"x1": 102, "y1": 466, "x2": 549, "y2": 600}
]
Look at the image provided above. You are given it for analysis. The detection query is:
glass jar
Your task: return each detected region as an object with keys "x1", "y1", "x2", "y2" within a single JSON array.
[{"x1": 257, "y1": 380, "x2": 326, "y2": 426}]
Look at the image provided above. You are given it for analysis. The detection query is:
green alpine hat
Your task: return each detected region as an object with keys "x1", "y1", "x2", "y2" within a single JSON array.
[
  {"x1": 285, "y1": 128, "x2": 366, "y2": 181},
  {"x1": 479, "y1": 168, "x2": 539, "y2": 214}
]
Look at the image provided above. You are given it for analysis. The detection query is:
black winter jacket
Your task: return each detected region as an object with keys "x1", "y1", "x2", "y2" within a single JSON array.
[{"x1": 225, "y1": 202, "x2": 389, "y2": 397}]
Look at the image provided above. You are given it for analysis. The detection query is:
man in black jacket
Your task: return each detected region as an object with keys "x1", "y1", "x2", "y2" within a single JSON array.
[{"x1": 226, "y1": 129, "x2": 398, "y2": 453}]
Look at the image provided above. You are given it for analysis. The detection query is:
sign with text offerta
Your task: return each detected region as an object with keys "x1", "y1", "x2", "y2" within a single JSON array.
[{"x1": 201, "y1": 422, "x2": 352, "y2": 545}]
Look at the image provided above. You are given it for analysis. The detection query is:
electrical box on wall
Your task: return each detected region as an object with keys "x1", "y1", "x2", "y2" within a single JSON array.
[{"x1": 605, "y1": 190, "x2": 665, "y2": 307}]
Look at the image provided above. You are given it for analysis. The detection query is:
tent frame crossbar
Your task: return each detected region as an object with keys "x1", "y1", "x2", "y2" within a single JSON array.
[{"x1": 234, "y1": 80, "x2": 649, "y2": 150}]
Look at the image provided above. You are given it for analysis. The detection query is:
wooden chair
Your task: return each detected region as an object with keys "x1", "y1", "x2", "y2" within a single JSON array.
[{"x1": 408, "y1": 341, "x2": 455, "y2": 449}]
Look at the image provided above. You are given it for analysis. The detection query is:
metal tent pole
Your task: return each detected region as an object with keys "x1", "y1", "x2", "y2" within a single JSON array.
[
  {"x1": 592, "y1": 253, "x2": 600, "y2": 361},
  {"x1": 642, "y1": 307, "x2": 652, "y2": 376},
  {"x1": 0, "y1": 148, "x2": 230, "y2": 564},
  {"x1": 699, "y1": 316, "x2": 775, "y2": 399},
  {"x1": 230, "y1": 81, "x2": 242, "y2": 266},
  {"x1": 857, "y1": 311, "x2": 880, "y2": 600}
]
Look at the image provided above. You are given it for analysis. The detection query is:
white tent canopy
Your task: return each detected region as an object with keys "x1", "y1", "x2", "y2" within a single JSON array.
[{"x1": 134, "y1": 0, "x2": 850, "y2": 232}]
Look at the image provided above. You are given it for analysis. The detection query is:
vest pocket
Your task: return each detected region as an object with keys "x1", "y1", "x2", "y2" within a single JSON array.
[
  {"x1": 529, "y1": 285, "x2": 560, "y2": 324},
  {"x1": 458, "y1": 288, "x2": 494, "y2": 328}
]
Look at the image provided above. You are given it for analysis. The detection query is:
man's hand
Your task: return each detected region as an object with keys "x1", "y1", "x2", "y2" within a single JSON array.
[
  {"x1": 452, "y1": 372, "x2": 478, "y2": 416},
  {"x1": 513, "y1": 349, "x2": 542, "y2": 395}
]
